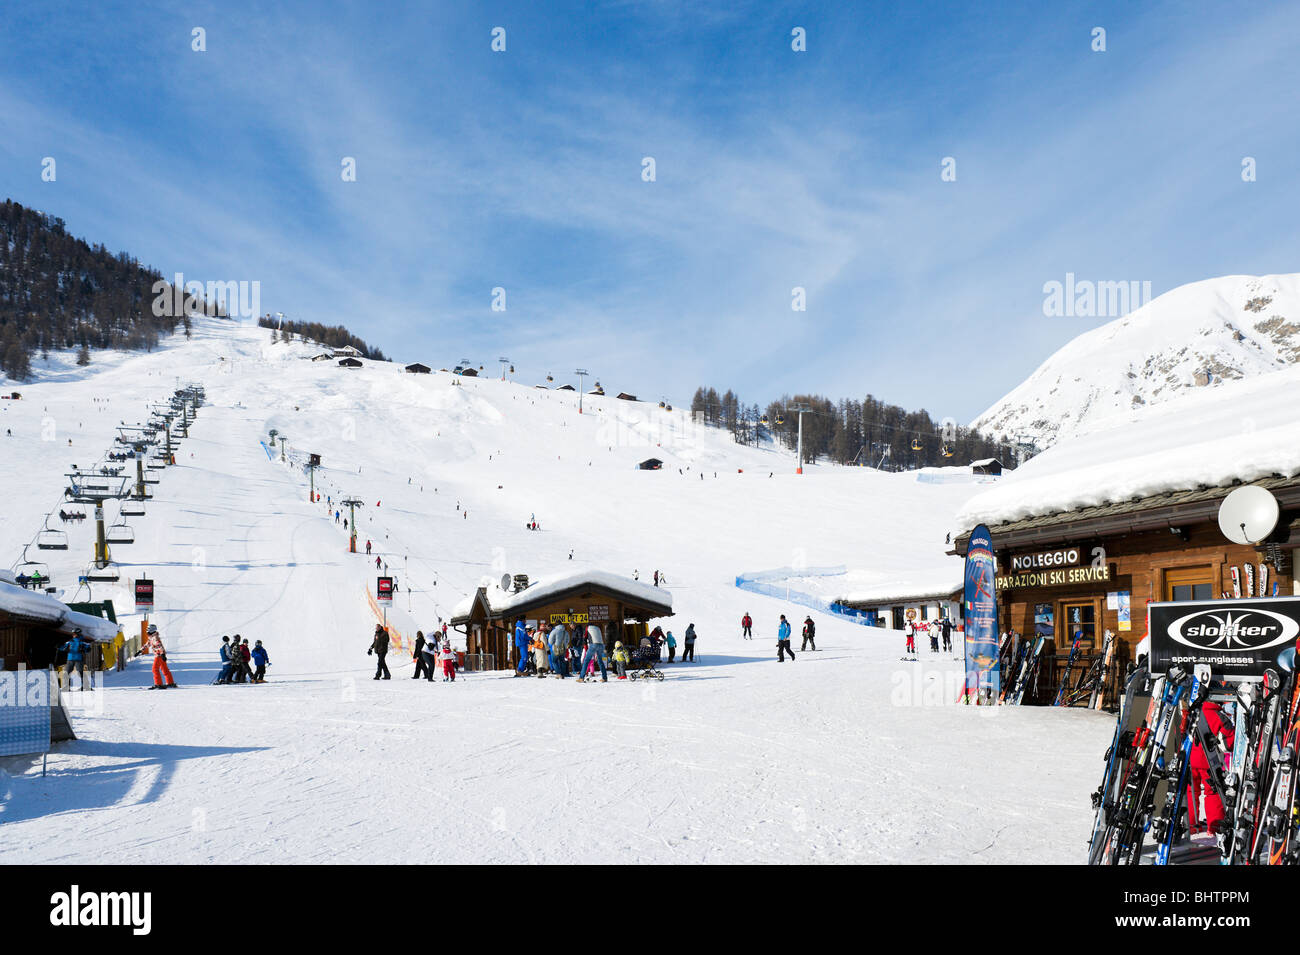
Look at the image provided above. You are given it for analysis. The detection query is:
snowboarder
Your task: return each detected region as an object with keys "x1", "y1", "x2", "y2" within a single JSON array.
[
  {"x1": 741, "y1": 613, "x2": 753, "y2": 639},
  {"x1": 682, "y1": 623, "x2": 696, "y2": 662},
  {"x1": 801, "y1": 616, "x2": 816, "y2": 652},
  {"x1": 777, "y1": 615, "x2": 795, "y2": 662},
  {"x1": 369, "y1": 624, "x2": 391, "y2": 679},
  {"x1": 251, "y1": 640, "x2": 270, "y2": 682},
  {"x1": 145, "y1": 624, "x2": 176, "y2": 688}
]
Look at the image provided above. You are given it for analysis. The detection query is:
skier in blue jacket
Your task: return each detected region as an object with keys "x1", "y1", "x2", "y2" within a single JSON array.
[
  {"x1": 514, "y1": 619, "x2": 529, "y2": 676},
  {"x1": 216, "y1": 636, "x2": 235, "y2": 684},
  {"x1": 251, "y1": 640, "x2": 271, "y2": 683},
  {"x1": 59, "y1": 629, "x2": 93, "y2": 690},
  {"x1": 777, "y1": 615, "x2": 795, "y2": 663}
]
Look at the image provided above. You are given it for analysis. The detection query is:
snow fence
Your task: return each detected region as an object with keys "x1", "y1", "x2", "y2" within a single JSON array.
[{"x1": 733, "y1": 565, "x2": 875, "y2": 626}]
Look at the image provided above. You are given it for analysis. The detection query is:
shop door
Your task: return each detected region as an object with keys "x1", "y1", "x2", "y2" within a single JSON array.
[{"x1": 1061, "y1": 601, "x2": 1097, "y2": 651}]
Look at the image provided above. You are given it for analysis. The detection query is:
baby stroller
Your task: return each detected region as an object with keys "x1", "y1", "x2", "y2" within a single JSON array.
[{"x1": 627, "y1": 636, "x2": 665, "y2": 682}]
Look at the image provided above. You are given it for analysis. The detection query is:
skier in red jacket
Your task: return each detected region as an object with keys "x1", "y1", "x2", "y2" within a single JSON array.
[
  {"x1": 1186, "y1": 701, "x2": 1234, "y2": 835},
  {"x1": 741, "y1": 613, "x2": 752, "y2": 639}
]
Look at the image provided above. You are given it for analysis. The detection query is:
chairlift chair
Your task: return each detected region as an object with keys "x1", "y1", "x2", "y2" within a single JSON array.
[
  {"x1": 759, "y1": 414, "x2": 770, "y2": 426},
  {"x1": 910, "y1": 438, "x2": 923, "y2": 451},
  {"x1": 14, "y1": 546, "x2": 52, "y2": 588},
  {"x1": 941, "y1": 445, "x2": 954, "y2": 458},
  {"x1": 106, "y1": 521, "x2": 135, "y2": 545},
  {"x1": 120, "y1": 499, "x2": 147, "y2": 517},
  {"x1": 37, "y1": 519, "x2": 69, "y2": 550},
  {"x1": 775, "y1": 414, "x2": 786, "y2": 426},
  {"x1": 85, "y1": 562, "x2": 120, "y2": 583}
]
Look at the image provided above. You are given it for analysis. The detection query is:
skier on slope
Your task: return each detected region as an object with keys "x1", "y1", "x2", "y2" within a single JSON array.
[
  {"x1": 144, "y1": 624, "x2": 176, "y2": 688},
  {"x1": 251, "y1": 640, "x2": 271, "y2": 683},
  {"x1": 368, "y1": 624, "x2": 391, "y2": 679},
  {"x1": 440, "y1": 639, "x2": 456, "y2": 682},
  {"x1": 58, "y1": 628, "x2": 93, "y2": 691},
  {"x1": 777, "y1": 615, "x2": 795, "y2": 662},
  {"x1": 412, "y1": 631, "x2": 429, "y2": 679},
  {"x1": 741, "y1": 612, "x2": 752, "y2": 639},
  {"x1": 905, "y1": 619, "x2": 916, "y2": 656},
  {"x1": 941, "y1": 616, "x2": 953, "y2": 653},
  {"x1": 217, "y1": 636, "x2": 234, "y2": 684},
  {"x1": 801, "y1": 616, "x2": 816, "y2": 652},
  {"x1": 366, "y1": 540, "x2": 372, "y2": 555}
]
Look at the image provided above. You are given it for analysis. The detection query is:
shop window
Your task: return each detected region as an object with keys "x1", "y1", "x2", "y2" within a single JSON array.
[
  {"x1": 1062, "y1": 601, "x2": 1097, "y2": 650},
  {"x1": 1164, "y1": 565, "x2": 1214, "y2": 602}
]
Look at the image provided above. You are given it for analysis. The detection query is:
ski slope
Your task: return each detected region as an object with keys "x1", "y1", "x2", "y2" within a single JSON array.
[{"x1": 0, "y1": 319, "x2": 1113, "y2": 863}]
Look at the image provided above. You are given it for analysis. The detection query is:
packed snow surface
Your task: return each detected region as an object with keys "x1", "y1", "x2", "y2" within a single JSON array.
[{"x1": 0, "y1": 318, "x2": 1111, "y2": 863}]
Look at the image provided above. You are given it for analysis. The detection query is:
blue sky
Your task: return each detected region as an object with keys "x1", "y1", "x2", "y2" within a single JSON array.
[{"x1": 2, "y1": 0, "x2": 1298, "y2": 421}]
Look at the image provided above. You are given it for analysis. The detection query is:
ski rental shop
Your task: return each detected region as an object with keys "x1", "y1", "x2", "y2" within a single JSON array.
[{"x1": 954, "y1": 474, "x2": 1300, "y2": 707}]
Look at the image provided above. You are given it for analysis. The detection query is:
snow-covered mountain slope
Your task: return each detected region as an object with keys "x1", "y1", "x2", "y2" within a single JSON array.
[
  {"x1": 972, "y1": 273, "x2": 1300, "y2": 448},
  {"x1": 0, "y1": 318, "x2": 1110, "y2": 864},
  {"x1": 958, "y1": 361, "x2": 1300, "y2": 534}
]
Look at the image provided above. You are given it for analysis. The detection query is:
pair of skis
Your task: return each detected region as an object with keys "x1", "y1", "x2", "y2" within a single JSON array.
[{"x1": 1053, "y1": 633, "x2": 1086, "y2": 706}]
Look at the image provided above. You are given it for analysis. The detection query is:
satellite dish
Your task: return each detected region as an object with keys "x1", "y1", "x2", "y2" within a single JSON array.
[
  {"x1": 1218, "y1": 485, "x2": 1280, "y2": 545},
  {"x1": 500, "y1": 573, "x2": 512, "y2": 592}
]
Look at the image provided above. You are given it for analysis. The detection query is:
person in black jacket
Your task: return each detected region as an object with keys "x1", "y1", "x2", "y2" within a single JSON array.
[
  {"x1": 412, "y1": 631, "x2": 428, "y2": 679},
  {"x1": 801, "y1": 616, "x2": 816, "y2": 651},
  {"x1": 369, "y1": 624, "x2": 391, "y2": 679},
  {"x1": 941, "y1": 616, "x2": 953, "y2": 653}
]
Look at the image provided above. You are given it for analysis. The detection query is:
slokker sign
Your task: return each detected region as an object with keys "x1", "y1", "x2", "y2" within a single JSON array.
[{"x1": 1149, "y1": 597, "x2": 1300, "y2": 680}]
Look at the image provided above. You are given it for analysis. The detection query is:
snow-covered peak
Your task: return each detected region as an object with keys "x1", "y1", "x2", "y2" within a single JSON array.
[{"x1": 973, "y1": 273, "x2": 1300, "y2": 449}]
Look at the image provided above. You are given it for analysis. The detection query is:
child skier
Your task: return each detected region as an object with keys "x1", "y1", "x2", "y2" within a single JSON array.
[
  {"x1": 905, "y1": 619, "x2": 916, "y2": 656},
  {"x1": 612, "y1": 641, "x2": 630, "y2": 680},
  {"x1": 251, "y1": 640, "x2": 271, "y2": 683},
  {"x1": 441, "y1": 640, "x2": 456, "y2": 682}
]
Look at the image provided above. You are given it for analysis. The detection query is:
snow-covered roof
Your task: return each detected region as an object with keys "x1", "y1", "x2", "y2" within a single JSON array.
[
  {"x1": 451, "y1": 570, "x2": 672, "y2": 622},
  {"x1": 834, "y1": 568, "x2": 963, "y2": 607},
  {"x1": 0, "y1": 581, "x2": 119, "y2": 641},
  {"x1": 957, "y1": 363, "x2": 1300, "y2": 534}
]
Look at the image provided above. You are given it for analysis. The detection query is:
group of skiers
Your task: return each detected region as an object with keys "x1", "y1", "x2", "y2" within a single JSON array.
[
  {"x1": 368, "y1": 623, "x2": 458, "y2": 682},
  {"x1": 216, "y1": 634, "x2": 270, "y2": 684},
  {"x1": 903, "y1": 616, "x2": 954, "y2": 655},
  {"x1": 741, "y1": 612, "x2": 815, "y2": 661},
  {"x1": 410, "y1": 626, "x2": 459, "y2": 682}
]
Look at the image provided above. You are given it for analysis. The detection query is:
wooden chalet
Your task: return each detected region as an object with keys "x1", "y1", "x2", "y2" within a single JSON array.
[{"x1": 451, "y1": 572, "x2": 673, "y2": 671}]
